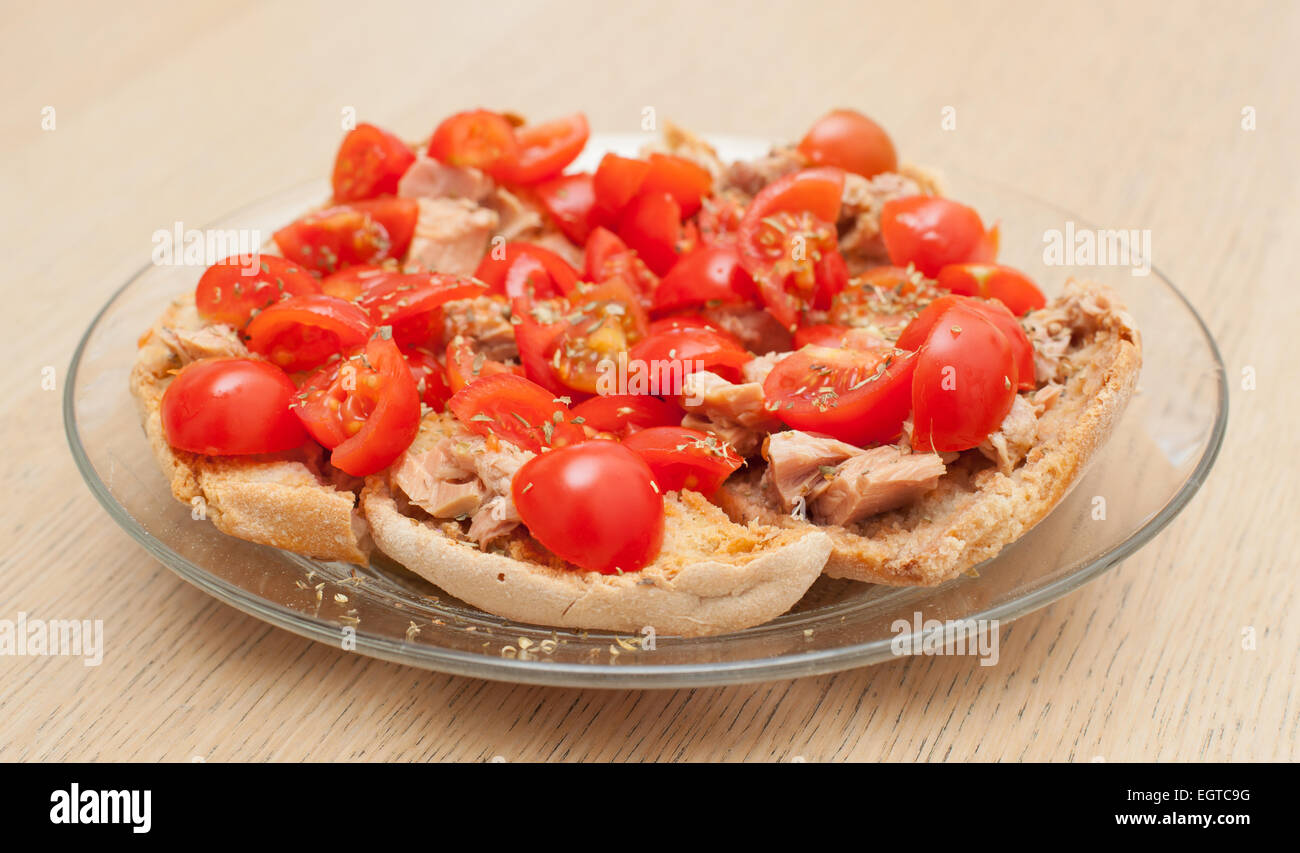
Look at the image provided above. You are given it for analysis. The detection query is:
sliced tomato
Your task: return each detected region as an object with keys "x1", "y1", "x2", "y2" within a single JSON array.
[
  {"x1": 319, "y1": 265, "x2": 398, "y2": 302},
  {"x1": 583, "y1": 226, "x2": 630, "y2": 280},
  {"x1": 895, "y1": 294, "x2": 1035, "y2": 391},
  {"x1": 569, "y1": 394, "x2": 682, "y2": 437},
  {"x1": 161, "y1": 358, "x2": 306, "y2": 455},
  {"x1": 935, "y1": 263, "x2": 1046, "y2": 316},
  {"x1": 514, "y1": 279, "x2": 648, "y2": 395},
  {"x1": 647, "y1": 314, "x2": 721, "y2": 336},
  {"x1": 793, "y1": 323, "x2": 890, "y2": 350},
  {"x1": 245, "y1": 294, "x2": 373, "y2": 373},
  {"x1": 911, "y1": 304, "x2": 1017, "y2": 452},
  {"x1": 355, "y1": 272, "x2": 486, "y2": 347},
  {"x1": 593, "y1": 153, "x2": 652, "y2": 220},
  {"x1": 273, "y1": 197, "x2": 419, "y2": 274},
  {"x1": 507, "y1": 112, "x2": 589, "y2": 184},
  {"x1": 629, "y1": 324, "x2": 752, "y2": 390},
  {"x1": 533, "y1": 172, "x2": 597, "y2": 244},
  {"x1": 448, "y1": 373, "x2": 585, "y2": 453},
  {"x1": 652, "y1": 244, "x2": 756, "y2": 313},
  {"x1": 292, "y1": 338, "x2": 420, "y2": 476},
  {"x1": 621, "y1": 426, "x2": 742, "y2": 497},
  {"x1": 697, "y1": 194, "x2": 746, "y2": 244},
  {"x1": 195, "y1": 254, "x2": 321, "y2": 329},
  {"x1": 812, "y1": 249, "x2": 850, "y2": 310},
  {"x1": 736, "y1": 167, "x2": 846, "y2": 329},
  {"x1": 617, "y1": 191, "x2": 682, "y2": 276},
  {"x1": 474, "y1": 241, "x2": 581, "y2": 300},
  {"x1": 403, "y1": 346, "x2": 453, "y2": 410},
  {"x1": 331, "y1": 123, "x2": 417, "y2": 202},
  {"x1": 427, "y1": 109, "x2": 520, "y2": 180},
  {"x1": 513, "y1": 441, "x2": 664, "y2": 574},
  {"x1": 797, "y1": 109, "x2": 897, "y2": 179},
  {"x1": 640, "y1": 154, "x2": 713, "y2": 218},
  {"x1": 445, "y1": 336, "x2": 521, "y2": 392},
  {"x1": 764, "y1": 344, "x2": 916, "y2": 446},
  {"x1": 880, "y1": 196, "x2": 996, "y2": 278}
]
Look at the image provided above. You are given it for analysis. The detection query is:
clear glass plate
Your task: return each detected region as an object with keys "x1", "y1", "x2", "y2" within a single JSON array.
[{"x1": 65, "y1": 135, "x2": 1227, "y2": 687}]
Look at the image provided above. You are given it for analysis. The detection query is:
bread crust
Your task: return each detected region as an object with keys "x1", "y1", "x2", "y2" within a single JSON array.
[
  {"x1": 129, "y1": 297, "x2": 371, "y2": 565},
  {"x1": 714, "y1": 279, "x2": 1142, "y2": 586},
  {"x1": 361, "y1": 478, "x2": 831, "y2": 637}
]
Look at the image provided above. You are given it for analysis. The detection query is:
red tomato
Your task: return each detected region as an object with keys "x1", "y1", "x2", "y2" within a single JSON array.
[
  {"x1": 896, "y1": 294, "x2": 1035, "y2": 391},
  {"x1": 319, "y1": 265, "x2": 397, "y2": 302},
  {"x1": 508, "y1": 112, "x2": 589, "y2": 184},
  {"x1": 647, "y1": 315, "x2": 720, "y2": 336},
  {"x1": 474, "y1": 242, "x2": 581, "y2": 300},
  {"x1": 448, "y1": 373, "x2": 586, "y2": 453},
  {"x1": 797, "y1": 109, "x2": 897, "y2": 178},
  {"x1": 444, "y1": 336, "x2": 522, "y2": 392},
  {"x1": 911, "y1": 304, "x2": 1017, "y2": 452},
  {"x1": 293, "y1": 338, "x2": 420, "y2": 476},
  {"x1": 403, "y1": 347, "x2": 453, "y2": 410},
  {"x1": 792, "y1": 323, "x2": 889, "y2": 350},
  {"x1": 593, "y1": 153, "x2": 652, "y2": 220},
  {"x1": 640, "y1": 154, "x2": 713, "y2": 218},
  {"x1": 629, "y1": 325, "x2": 752, "y2": 389},
  {"x1": 622, "y1": 426, "x2": 742, "y2": 497},
  {"x1": 697, "y1": 194, "x2": 746, "y2": 244},
  {"x1": 653, "y1": 244, "x2": 757, "y2": 312},
  {"x1": 161, "y1": 358, "x2": 307, "y2": 455},
  {"x1": 356, "y1": 272, "x2": 486, "y2": 347},
  {"x1": 764, "y1": 344, "x2": 917, "y2": 446},
  {"x1": 736, "y1": 167, "x2": 846, "y2": 329},
  {"x1": 331, "y1": 123, "x2": 416, "y2": 202},
  {"x1": 273, "y1": 198, "x2": 418, "y2": 274},
  {"x1": 812, "y1": 249, "x2": 851, "y2": 310},
  {"x1": 618, "y1": 191, "x2": 682, "y2": 276},
  {"x1": 935, "y1": 263, "x2": 1046, "y2": 316},
  {"x1": 245, "y1": 294, "x2": 373, "y2": 373},
  {"x1": 195, "y1": 254, "x2": 321, "y2": 329},
  {"x1": 427, "y1": 109, "x2": 520, "y2": 180},
  {"x1": 583, "y1": 226, "x2": 629, "y2": 279},
  {"x1": 569, "y1": 394, "x2": 681, "y2": 437},
  {"x1": 512, "y1": 441, "x2": 664, "y2": 574},
  {"x1": 596, "y1": 250, "x2": 660, "y2": 307},
  {"x1": 533, "y1": 172, "x2": 597, "y2": 244},
  {"x1": 880, "y1": 196, "x2": 996, "y2": 278}
]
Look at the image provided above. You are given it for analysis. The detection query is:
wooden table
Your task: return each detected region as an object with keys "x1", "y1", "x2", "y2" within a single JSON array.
[{"x1": 2, "y1": 0, "x2": 1295, "y2": 761}]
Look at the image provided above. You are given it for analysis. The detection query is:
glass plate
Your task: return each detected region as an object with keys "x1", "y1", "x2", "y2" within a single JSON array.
[{"x1": 65, "y1": 134, "x2": 1227, "y2": 687}]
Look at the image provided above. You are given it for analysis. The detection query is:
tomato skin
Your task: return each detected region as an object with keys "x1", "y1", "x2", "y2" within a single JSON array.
[
  {"x1": 640, "y1": 154, "x2": 713, "y2": 218},
  {"x1": 448, "y1": 373, "x2": 586, "y2": 453},
  {"x1": 935, "y1": 263, "x2": 1046, "y2": 316},
  {"x1": 569, "y1": 394, "x2": 681, "y2": 437},
  {"x1": 512, "y1": 441, "x2": 664, "y2": 574},
  {"x1": 427, "y1": 110, "x2": 520, "y2": 180},
  {"x1": 897, "y1": 294, "x2": 1036, "y2": 391},
  {"x1": 356, "y1": 272, "x2": 487, "y2": 347},
  {"x1": 593, "y1": 153, "x2": 652, "y2": 220},
  {"x1": 403, "y1": 347, "x2": 453, "y2": 410},
  {"x1": 736, "y1": 167, "x2": 846, "y2": 329},
  {"x1": 792, "y1": 323, "x2": 887, "y2": 350},
  {"x1": 294, "y1": 338, "x2": 421, "y2": 477},
  {"x1": 879, "y1": 196, "x2": 994, "y2": 278},
  {"x1": 629, "y1": 325, "x2": 752, "y2": 388},
  {"x1": 444, "y1": 337, "x2": 522, "y2": 392},
  {"x1": 911, "y1": 304, "x2": 1017, "y2": 452},
  {"x1": 797, "y1": 109, "x2": 897, "y2": 178},
  {"x1": 273, "y1": 197, "x2": 419, "y2": 274},
  {"x1": 622, "y1": 426, "x2": 743, "y2": 497},
  {"x1": 319, "y1": 265, "x2": 396, "y2": 302},
  {"x1": 534, "y1": 172, "x2": 597, "y2": 244},
  {"x1": 161, "y1": 358, "x2": 307, "y2": 455},
  {"x1": 583, "y1": 226, "x2": 629, "y2": 280},
  {"x1": 331, "y1": 123, "x2": 417, "y2": 202},
  {"x1": 474, "y1": 242, "x2": 581, "y2": 300},
  {"x1": 507, "y1": 112, "x2": 589, "y2": 184},
  {"x1": 195, "y1": 254, "x2": 321, "y2": 329},
  {"x1": 652, "y1": 244, "x2": 756, "y2": 313},
  {"x1": 617, "y1": 191, "x2": 683, "y2": 276},
  {"x1": 245, "y1": 294, "x2": 374, "y2": 373},
  {"x1": 764, "y1": 345, "x2": 917, "y2": 446}
]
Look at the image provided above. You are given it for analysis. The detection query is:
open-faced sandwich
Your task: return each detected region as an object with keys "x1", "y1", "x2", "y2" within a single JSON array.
[{"x1": 130, "y1": 107, "x2": 1141, "y2": 636}]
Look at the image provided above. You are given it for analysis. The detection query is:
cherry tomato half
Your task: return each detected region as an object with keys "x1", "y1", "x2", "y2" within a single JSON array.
[
  {"x1": 195, "y1": 254, "x2": 321, "y2": 329},
  {"x1": 622, "y1": 426, "x2": 743, "y2": 497},
  {"x1": 533, "y1": 172, "x2": 598, "y2": 245},
  {"x1": 512, "y1": 440, "x2": 664, "y2": 574},
  {"x1": 447, "y1": 373, "x2": 586, "y2": 453},
  {"x1": 161, "y1": 358, "x2": 306, "y2": 455},
  {"x1": 474, "y1": 242, "x2": 581, "y2": 300},
  {"x1": 331, "y1": 122, "x2": 417, "y2": 202},
  {"x1": 935, "y1": 263, "x2": 1046, "y2": 316},
  {"x1": 508, "y1": 112, "x2": 589, "y2": 184},
  {"x1": 356, "y1": 272, "x2": 487, "y2": 347},
  {"x1": 569, "y1": 394, "x2": 682, "y2": 437},
  {"x1": 245, "y1": 294, "x2": 373, "y2": 373},
  {"x1": 879, "y1": 196, "x2": 997, "y2": 278},
  {"x1": 273, "y1": 197, "x2": 419, "y2": 274},
  {"x1": 653, "y1": 244, "x2": 757, "y2": 313},
  {"x1": 896, "y1": 294, "x2": 1036, "y2": 391},
  {"x1": 628, "y1": 324, "x2": 752, "y2": 389},
  {"x1": 427, "y1": 109, "x2": 520, "y2": 180}
]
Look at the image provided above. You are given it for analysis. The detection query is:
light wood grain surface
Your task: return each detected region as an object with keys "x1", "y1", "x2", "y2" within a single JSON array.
[{"x1": 1, "y1": 0, "x2": 1295, "y2": 762}]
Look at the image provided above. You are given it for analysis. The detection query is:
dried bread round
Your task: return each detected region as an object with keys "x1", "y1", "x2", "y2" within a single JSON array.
[{"x1": 714, "y1": 279, "x2": 1142, "y2": 586}]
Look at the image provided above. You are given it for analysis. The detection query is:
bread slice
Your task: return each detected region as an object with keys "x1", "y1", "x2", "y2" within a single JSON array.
[
  {"x1": 361, "y1": 460, "x2": 832, "y2": 637},
  {"x1": 714, "y1": 278, "x2": 1142, "y2": 586},
  {"x1": 129, "y1": 297, "x2": 371, "y2": 565}
]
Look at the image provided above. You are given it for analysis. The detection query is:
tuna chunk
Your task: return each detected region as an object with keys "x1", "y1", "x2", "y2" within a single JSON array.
[
  {"x1": 763, "y1": 430, "x2": 861, "y2": 511},
  {"x1": 702, "y1": 303, "x2": 795, "y2": 351},
  {"x1": 398, "y1": 156, "x2": 494, "y2": 203},
  {"x1": 680, "y1": 370, "x2": 781, "y2": 458},
  {"x1": 406, "y1": 198, "x2": 498, "y2": 275},
  {"x1": 641, "y1": 121, "x2": 725, "y2": 179},
  {"x1": 977, "y1": 394, "x2": 1038, "y2": 474},
  {"x1": 837, "y1": 171, "x2": 923, "y2": 264},
  {"x1": 740, "y1": 351, "x2": 790, "y2": 385},
  {"x1": 441, "y1": 296, "x2": 517, "y2": 362},
  {"x1": 720, "y1": 146, "x2": 805, "y2": 197},
  {"x1": 812, "y1": 445, "x2": 946, "y2": 526},
  {"x1": 158, "y1": 323, "x2": 248, "y2": 364},
  {"x1": 486, "y1": 187, "x2": 543, "y2": 241}
]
